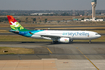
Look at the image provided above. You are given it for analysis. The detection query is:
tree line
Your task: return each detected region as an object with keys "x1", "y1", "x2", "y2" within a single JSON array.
[{"x1": 0, "y1": 17, "x2": 8, "y2": 22}]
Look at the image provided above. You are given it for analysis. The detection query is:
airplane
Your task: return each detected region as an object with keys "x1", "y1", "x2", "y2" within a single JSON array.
[{"x1": 7, "y1": 15, "x2": 101, "y2": 44}]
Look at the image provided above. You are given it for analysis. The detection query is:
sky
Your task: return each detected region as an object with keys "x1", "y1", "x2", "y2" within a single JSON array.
[{"x1": 0, "y1": 0, "x2": 105, "y2": 10}]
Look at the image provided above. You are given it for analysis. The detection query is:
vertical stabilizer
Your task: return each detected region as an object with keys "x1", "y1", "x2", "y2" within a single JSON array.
[{"x1": 7, "y1": 15, "x2": 26, "y2": 31}]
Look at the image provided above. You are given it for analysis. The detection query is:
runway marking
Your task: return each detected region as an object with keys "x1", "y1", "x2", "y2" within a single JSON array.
[
  {"x1": 46, "y1": 47, "x2": 52, "y2": 54},
  {"x1": 76, "y1": 47, "x2": 99, "y2": 70},
  {"x1": 40, "y1": 46, "x2": 52, "y2": 54}
]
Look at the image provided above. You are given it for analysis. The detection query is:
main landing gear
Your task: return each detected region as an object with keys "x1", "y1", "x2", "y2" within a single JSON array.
[
  {"x1": 89, "y1": 40, "x2": 91, "y2": 44},
  {"x1": 70, "y1": 40, "x2": 73, "y2": 43},
  {"x1": 52, "y1": 41, "x2": 58, "y2": 44}
]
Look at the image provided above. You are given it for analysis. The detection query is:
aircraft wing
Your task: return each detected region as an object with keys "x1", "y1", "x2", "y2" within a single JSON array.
[
  {"x1": 41, "y1": 35, "x2": 61, "y2": 38},
  {"x1": 41, "y1": 35, "x2": 69, "y2": 39}
]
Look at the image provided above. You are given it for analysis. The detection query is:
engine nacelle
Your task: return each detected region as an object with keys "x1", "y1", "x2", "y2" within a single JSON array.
[{"x1": 58, "y1": 38, "x2": 70, "y2": 43}]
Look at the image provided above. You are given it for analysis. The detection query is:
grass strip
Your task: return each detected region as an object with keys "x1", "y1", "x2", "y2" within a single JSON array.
[
  {"x1": 0, "y1": 47, "x2": 34, "y2": 54},
  {"x1": 0, "y1": 30, "x2": 10, "y2": 33}
]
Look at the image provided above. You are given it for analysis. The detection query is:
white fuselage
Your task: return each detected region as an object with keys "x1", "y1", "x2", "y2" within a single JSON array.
[{"x1": 31, "y1": 30, "x2": 101, "y2": 40}]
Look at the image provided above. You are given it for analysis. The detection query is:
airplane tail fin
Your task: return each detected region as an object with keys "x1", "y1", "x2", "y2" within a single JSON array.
[{"x1": 7, "y1": 15, "x2": 27, "y2": 31}]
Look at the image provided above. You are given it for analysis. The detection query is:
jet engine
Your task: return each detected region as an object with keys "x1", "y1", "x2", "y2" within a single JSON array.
[{"x1": 58, "y1": 38, "x2": 70, "y2": 43}]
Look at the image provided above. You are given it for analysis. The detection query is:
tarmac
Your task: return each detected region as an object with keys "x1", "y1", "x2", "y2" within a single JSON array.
[{"x1": 0, "y1": 42, "x2": 105, "y2": 70}]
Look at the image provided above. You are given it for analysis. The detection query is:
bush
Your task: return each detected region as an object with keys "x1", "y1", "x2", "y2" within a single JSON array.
[{"x1": 0, "y1": 17, "x2": 8, "y2": 22}]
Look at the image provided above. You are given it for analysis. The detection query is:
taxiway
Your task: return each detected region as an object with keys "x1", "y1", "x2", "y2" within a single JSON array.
[{"x1": 0, "y1": 42, "x2": 105, "y2": 70}]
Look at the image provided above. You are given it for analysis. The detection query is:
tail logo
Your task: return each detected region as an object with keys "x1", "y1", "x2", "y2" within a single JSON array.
[{"x1": 11, "y1": 22, "x2": 19, "y2": 27}]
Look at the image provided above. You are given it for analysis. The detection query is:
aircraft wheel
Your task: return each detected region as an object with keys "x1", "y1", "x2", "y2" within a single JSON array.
[
  {"x1": 52, "y1": 41, "x2": 58, "y2": 44},
  {"x1": 69, "y1": 40, "x2": 73, "y2": 43},
  {"x1": 71, "y1": 40, "x2": 73, "y2": 42}
]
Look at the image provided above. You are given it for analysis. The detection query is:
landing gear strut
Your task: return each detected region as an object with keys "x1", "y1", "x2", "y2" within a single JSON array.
[
  {"x1": 71, "y1": 40, "x2": 73, "y2": 42},
  {"x1": 52, "y1": 41, "x2": 58, "y2": 44},
  {"x1": 89, "y1": 40, "x2": 91, "y2": 44},
  {"x1": 69, "y1": 40, "x2": 73, "y2": 43}
]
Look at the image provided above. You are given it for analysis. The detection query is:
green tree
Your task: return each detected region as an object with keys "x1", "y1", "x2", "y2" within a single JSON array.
[
  {"x1": 57, "y1": 20, "x2": 60, "y2": 23},
  {"x1": 19, "y1": 20, "x2": 21, "y2": 23},
  {"x1": 32, "y1": 18, "x2": 36, "y2": 23},
  {"x1": 33, "y1": 18, "x2": 36, "y2": 22},
  {"x1": 63, "y1": 19, "x2": 65, "y2": 22},
  {"x1": 81, "y1": 18, "x2": 84, "y2": 20},
  {"x1": 0, "y1": 19, "x2": 2, "y2": 22},
  {"x1": 0, "y1": 17, "x2": 8, "y2": 22},
  {"x1": 26, "y1": 17, "x2": 28, "y2": 23},
  {"x1": 45, "y1": 19, "x2": 47, "y2": 23},
  {"x1": 39, "y1": 20, "x2": 41, "y2": 23}
]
